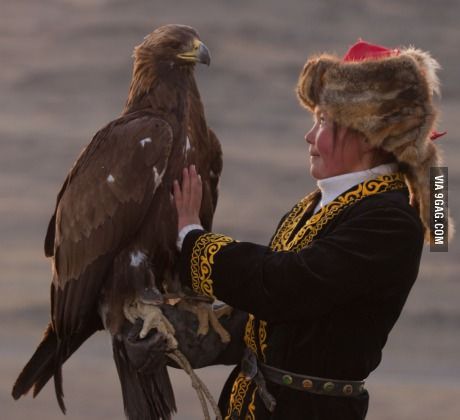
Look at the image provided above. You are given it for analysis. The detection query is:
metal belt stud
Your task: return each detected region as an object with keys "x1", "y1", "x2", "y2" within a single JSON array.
[
  {"x1": 302, "y1": 379, "x2": 313, "y2": 389},
  {"x1": 323, "y1": 381, "x2": 335, "y2": 392},
  {"x1": 282, "y1": 374, "x2": 293, "y2": 385},
  {"x1": 342, "y1": 384, "x2": 353, "y2": 395},
  {"x1": 258, "y1": 358, "x2": 365, "y2": 398}
]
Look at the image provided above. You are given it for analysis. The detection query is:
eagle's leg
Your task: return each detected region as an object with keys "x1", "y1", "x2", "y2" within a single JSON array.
[
  {"x1": 208, "y1": 307, "x2": 231, "y2": 343},
  {"x1": 123, "y1": 296, "x2": 179, "y2": 350},
  {"x1": 157, "y1": 324, "x2": 178, "y2": 350},
  {"x1": 177, "y1": 299, "x2": 232, "y2": 343},
  {"x1": 214, "y1": 304, "x2": 233, "y2": 319},
  {"x1": 176, "y1": 299, "x2": 207, "y2": 335},
  {"x1": 195, "y1": 303, "x2": 210, "y2": 336},
  {"x1": 122, "y1": 300, "x2": 138, "y2": 324},
  {"x1": 143, "y1": 308, "x2": 178, "y2": 350},
  {"x1": 138, "y1": 305, "x2": 163, "y2": 339}
]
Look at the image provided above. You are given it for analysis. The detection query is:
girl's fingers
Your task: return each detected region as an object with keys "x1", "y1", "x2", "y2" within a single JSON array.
[
  {"x1": 191, "y1": 172, "x2": 202, "y2": 210},
  {"x1": 173, "y1": 180, "x2": 182, "y2": 208},
  {"x1": 182, "y1": 167, "x2": 190, "y2": 204},
  {"x1": 175, "y1": 165, "x2": 202, "y2": 222},
  {"x1": 188, "y1": 165, "x2": 200, "y2": 204},
  {"x1": 189, "y1": 165, "x2": 200, "y2": 204}
]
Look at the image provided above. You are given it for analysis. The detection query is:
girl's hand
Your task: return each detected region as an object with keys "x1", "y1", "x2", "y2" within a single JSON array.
[{"x1": 173, "y1": 165, "x2": 202, "y2": 232}]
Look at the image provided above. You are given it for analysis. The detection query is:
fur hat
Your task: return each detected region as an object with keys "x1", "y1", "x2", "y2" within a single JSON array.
[{"x1": 296, "y1": 40, "x2": 453, "y2": 243}]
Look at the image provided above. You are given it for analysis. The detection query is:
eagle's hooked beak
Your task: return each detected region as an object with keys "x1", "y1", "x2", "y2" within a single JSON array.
[{"x1": 177, "y1": 39, "x2": 211, "y2": 66}]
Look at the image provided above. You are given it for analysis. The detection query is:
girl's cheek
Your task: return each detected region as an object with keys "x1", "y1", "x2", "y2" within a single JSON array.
[{"x1": 317, "y1": 134, "x2": 332, "y2": 156}]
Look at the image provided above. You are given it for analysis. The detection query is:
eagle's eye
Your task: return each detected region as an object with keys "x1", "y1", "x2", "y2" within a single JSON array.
[{"x1": 169, "y1": 41, "x2": 182, "y2": 50}]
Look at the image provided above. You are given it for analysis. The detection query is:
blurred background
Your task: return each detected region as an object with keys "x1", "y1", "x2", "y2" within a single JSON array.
[{"x1": 1, "y1": 0, "x2": 459, "y2": 419}]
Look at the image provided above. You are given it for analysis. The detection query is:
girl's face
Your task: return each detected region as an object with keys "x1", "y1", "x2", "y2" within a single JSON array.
[{"x1": 305, "y1": 110, "x2": 369, "y2": 179}]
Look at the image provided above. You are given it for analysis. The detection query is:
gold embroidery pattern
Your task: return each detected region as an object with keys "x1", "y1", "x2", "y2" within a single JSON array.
[
  {"x1": 271, "y1": 173, "x2": 406, "y2": 252},
  {"x1": 244, "y1": 314, "x2": 258, "y2": 355},
  {"x1": 190, "y1": 233, "x2": 233, "y2": 297},
  {"x1": 293, "y1": 173, "x2": 406, "y2": 251},
  {"x1": 240, "y1": 194, "x2": 321, "y2": 370},
  {"x1": 229, "y1": 175, "x2": 406, "y2": 416},
  {"x1": 269, "y1": 189, "x2": 320, "y2": 252},
  {"x1": 258, "y1": 320, "x2": 268, "y2": 361},
  {"x1": 225, "y1": 373, "x2": 252, "y2": 419},
  {"x1": 245, "y1": 387, "x2": 257, "y2": 420}
]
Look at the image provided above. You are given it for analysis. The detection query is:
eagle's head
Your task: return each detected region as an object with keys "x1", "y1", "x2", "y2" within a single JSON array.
[
  {"x1": 126, "y1": 24, "x2": 210, "y2": 111},
  {"x1": 135, "y1": 24, "x2": 211, "y2": 67}
]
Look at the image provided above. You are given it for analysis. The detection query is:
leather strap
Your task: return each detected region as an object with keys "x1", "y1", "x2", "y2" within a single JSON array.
[
  {"x1": 259, "y1": 361, "x2": 366, "y2": 398},
  {"x1": 240, "y1": 349, "x2": 277, "y2": 412}
]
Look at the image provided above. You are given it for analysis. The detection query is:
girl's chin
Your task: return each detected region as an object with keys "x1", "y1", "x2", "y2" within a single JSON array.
[
  {"x1": 309, "y1": 160, "x2": 321, "y2": 178},
  {"x1": 309, "y1": 166, "x2": 321, "y2": 180}
]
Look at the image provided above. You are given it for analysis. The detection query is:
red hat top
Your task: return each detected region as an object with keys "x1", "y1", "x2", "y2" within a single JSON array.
[
  {"x1": 343, "y1": 40, "x2": 445, "y2": 141},
  {"x1": 343, "y1": 40, "x2": 398, "y2": 61}
]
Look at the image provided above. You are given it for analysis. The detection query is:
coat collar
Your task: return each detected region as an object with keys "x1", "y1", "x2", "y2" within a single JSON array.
[{"x1": 313, "y1": 163, "x2": 399, "y2": 214}]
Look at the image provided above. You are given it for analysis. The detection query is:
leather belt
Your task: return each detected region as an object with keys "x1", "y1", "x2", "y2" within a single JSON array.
[
  {"x1": 259, "y1": 361, "x2": 366, "y2": 398},
  {"x1": 240, "y1": 349, "x2": 366, "y2": 414}
]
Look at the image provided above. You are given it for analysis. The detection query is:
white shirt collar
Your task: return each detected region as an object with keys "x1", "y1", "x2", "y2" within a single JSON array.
[{"x1": 313, "y1": 163, "x2": 399, "y2": 214}]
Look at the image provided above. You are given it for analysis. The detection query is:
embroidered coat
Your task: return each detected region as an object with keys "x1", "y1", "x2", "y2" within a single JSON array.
[{"x1": 179, "y1": 173, "x2": 424, "y2": 419}]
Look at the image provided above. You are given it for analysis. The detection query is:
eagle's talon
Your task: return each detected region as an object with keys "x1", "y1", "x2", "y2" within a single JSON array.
[
  {"x1": 214, "y1": 304, "x2": 233, "y2": 319},
  {"x1": 123, "y1": 295, "x2": 178, "y2": 350},
  {"x1": 197, "y1": 327, "x2": 209, "y2": 337},
  {"x1": 178, "y1": 299, "x2": 232, "y2": 343}
]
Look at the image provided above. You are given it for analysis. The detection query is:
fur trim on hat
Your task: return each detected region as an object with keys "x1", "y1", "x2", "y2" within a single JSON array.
[{"x1": 296, "y1": 48, "x2": 454, "y2": 243}]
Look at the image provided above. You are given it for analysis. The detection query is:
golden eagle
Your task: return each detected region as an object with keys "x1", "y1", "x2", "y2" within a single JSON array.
[{"x1": 12, "y1": 24, "x2": 223, "y2": 419}]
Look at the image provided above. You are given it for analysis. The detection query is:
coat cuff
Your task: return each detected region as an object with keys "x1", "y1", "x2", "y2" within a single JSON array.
[
  {"x1": 176, "y1": 224, "x2": 204, "y2": 250},
  {"x1": 179, "y1": 230, "x2": 235, "y2": 298}
]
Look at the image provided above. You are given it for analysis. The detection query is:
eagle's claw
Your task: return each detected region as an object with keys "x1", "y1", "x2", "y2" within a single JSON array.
[
  {"x1": 178, "y1": 300, "x2": 232, "y2": 344},
  {"x1": 123, "y1": 296, "x2": 178, "y2": 350}
]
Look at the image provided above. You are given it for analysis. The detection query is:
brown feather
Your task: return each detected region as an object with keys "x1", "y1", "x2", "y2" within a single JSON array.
[{"x1": 13, "y1": 24, "x2": 223, "y2": 419}]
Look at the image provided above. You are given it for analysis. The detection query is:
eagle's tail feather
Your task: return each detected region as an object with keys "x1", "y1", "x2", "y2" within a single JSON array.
[
  {"x1": 112, "y1": 335, "x2": 176, "y2": 420},
  {"x1": 12, "y1": 319, "x2": 100, "y2": 412},
  {"x1": 12, "y1": 323, "x2": 56, "y2": 400},
  {"x1": 32, "y1": 319, "x2": 98, "y2": 398},
  {"x1": 53, "y1": 341, "x2": 66, "y2": 414}
]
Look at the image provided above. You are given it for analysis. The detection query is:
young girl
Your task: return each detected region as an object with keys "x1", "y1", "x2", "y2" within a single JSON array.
[{"x1": 173, "y1": 41, "x2": 450, "y2": 419}]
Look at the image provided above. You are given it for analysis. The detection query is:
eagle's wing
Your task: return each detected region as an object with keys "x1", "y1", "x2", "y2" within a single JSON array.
[{"x1": 48, "y1": 114, "x2": 173, "y2": 339}]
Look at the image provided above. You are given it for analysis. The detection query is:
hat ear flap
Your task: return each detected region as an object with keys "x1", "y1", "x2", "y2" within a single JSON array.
[
  {"x1": 296, "y1": 55, "x2": 337, "y2": 111},
  {"x1": 402, "y1": 47, "x2": 441, "y2": 96}
]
